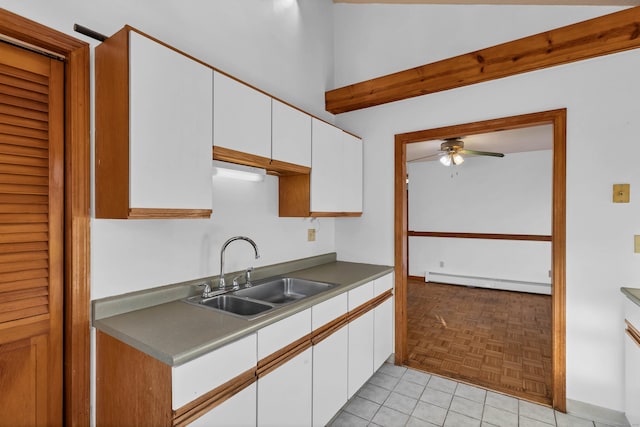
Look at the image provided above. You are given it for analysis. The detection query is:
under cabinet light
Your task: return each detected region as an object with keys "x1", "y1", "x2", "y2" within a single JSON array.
[{"x1": 212, "y1": 160, "x2": 266, "y2": 182}]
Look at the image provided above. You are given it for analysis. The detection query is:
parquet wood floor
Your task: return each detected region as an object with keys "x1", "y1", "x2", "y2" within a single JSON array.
[{"x1": 406, "y1": 280, "x2": 552, "y2": 405}]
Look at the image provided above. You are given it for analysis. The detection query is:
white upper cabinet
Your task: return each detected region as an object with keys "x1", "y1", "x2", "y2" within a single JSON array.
[
  {"x1": 96, "y1": 28, "x2": 213, "y2": 218},
  {"x1": 128, "y1": 32, "x2": 213, "y2": 212},
  {"x1": 213, "y1": 71, "x2": 271, "y2": 158},
  {"x1": 272, "y1": 99, "x2": 311, "y2": 167},
  {"x1": 310, "y1": 119, "x2": 343, "y2": 213},
  {"x1": 310, "y1": 118, "x2": 363, "y2": 214},
  {"x1": 341, "y1": 132, "x2": 363, "y2": 213}
]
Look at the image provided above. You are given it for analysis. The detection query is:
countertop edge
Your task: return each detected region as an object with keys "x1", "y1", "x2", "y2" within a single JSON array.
[{"x1": 621, "y1": 287, "x2": 640, "y2": 307}]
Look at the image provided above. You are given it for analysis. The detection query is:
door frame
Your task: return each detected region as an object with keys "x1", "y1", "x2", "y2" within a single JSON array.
[
  {"x1": 0, "y1": 9, "x2": 91, "y2": 425},
  {"x1": 394, "y1": 109, "x2": 566, "y2": 411}
]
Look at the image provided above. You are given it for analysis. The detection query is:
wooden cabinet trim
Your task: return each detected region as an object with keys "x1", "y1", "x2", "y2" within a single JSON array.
[
  {"x1": 311, "y1": 314, "x2": 349, "y2": 346},
  {"x1": 213, "y1": 146, "x2": 311, "y2": 176},
  {"x1": 172, "y1": 367, "x2": 257, "y2": 427},
  {"x1": 348, "y1": 290, "x2": 393, "y2": 324},
  {"x1": 325, "y1": 7, "x2": 640, "y2": 114},
  {"x1": 257, "y1": 332, "x2": 313, "y2": 378},
  {"x1": 127, "y1": 208, "x2": 212, "y2": 219},
  {"x1": 95, "y1": 27, "x2": 130, "y2": 219},
  {"x1": 96, "y1": 331, "x2": 173, "y2": 427},
  {"x1": 626, "y1": 319, "x2": 640, "y2": 347}
]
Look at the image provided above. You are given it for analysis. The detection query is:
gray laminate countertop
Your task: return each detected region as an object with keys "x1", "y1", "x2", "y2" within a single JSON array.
[
  {"x1": 621, "y1": 287, "x2": 640, "y2": 307},
  {"x1": 93, "y1": 257, "x2": 393, "y2": 366}
]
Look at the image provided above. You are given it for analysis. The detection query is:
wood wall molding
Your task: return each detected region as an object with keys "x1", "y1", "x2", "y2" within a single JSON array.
[
  {"x1": 0, "y1": 8, "x2": 91, "y2": 425},
  {"x1": 395, "y1": 109, "x2": 566, "y2": 411},
  {"x1": 408, "y1": 231, "x2": 552, "y2": 241},
  {"x1": 326, "y1": 6, "x2": 640, "y2": 114}
]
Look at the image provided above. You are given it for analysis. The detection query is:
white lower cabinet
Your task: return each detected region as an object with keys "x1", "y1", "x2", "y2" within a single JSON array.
[
  {"x1": 258, "y1": 347, "x2": 313, "y2": 427},
  {"x1": 374, "y1": 298, "x2": 394, "y2": 371},
  {"x1": 624, "y1": 298, "x2": 640, "y2": 426},
  {"x1": 172, "y1": 334, "x2": 257, "y2": 410},
  {"x1": 348, "y1": 280, "x2": 375, "y2": 398},
  {"x1": 312, "y1": 293, "x2": 349, "y2": 427},
  {"x1": 348, "y1": 310, "x2": 374, "y2": 398},
  {"x1": 313, "y1": 327, "x2": 348, "y2": 426},
  {"x1": 624, "y1": 331, "x2": 640, "y2": 426},
  {"x1": 190, "y1": 382, "x2": 257, "y2": 427},
  {"x1": 374, "y1": 273, "x2": 394, "y2": 371}
]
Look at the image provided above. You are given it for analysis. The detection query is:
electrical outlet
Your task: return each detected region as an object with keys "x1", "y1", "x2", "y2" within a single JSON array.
[{"x1": 307, "y1": 228, "x2": 316, "y2": 242}]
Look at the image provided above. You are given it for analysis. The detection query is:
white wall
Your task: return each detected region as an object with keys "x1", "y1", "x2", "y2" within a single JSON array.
[
  {"x1": 408, "y1": 151, "x2": 552, "y2": 282},
  {"x1": 2, "y1": 0, "x2": 337, "y2": 299},
  {"x1": 334, "y1": 4, "x2": 637, "y2": 412}
]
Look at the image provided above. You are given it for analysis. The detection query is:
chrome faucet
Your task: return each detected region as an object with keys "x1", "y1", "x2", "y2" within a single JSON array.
[{"x1": 218, "y1": 236, "x2": 260, "y2": 290}]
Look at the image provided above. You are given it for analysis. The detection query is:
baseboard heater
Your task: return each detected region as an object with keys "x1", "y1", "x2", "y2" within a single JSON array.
[{"x1": 426, "y1": 272, "x2": 551, "y2": 295}]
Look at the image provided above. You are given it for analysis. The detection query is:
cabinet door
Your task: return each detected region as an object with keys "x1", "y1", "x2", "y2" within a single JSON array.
[
  {"x1": 257, "y1": 309, "x2": 311, "y2": 360},
  {"x1": 341, "y1": 132, "x2": 363, "y2": 213},
  {"x1": 310, "y1": 119, "x2": 342, "y2": 213},
  {"x1": 172, "y1": 334, "x2": 257, "y2": 410},
  {"x1": 374, "y1": 273, "x2": 394, "y2": 298},
  {"x1": 348, "y1": 281, "x2": 375, "y2": 398},
  {"x1": 625, "y1": 330, "x2": 640, "y2": 426},
  {"x1": 214, "y1": 71, "x2": 271, "y2": 158},
  {"x1": 374, "y1": 298, "x2": 394, "y2": 371},
  {"x1": 272, "y1": 99, "x2": 311, "y2": 167},
  {"x1": 129, "y1": 31, "x2": 213, "y2": 210},
  {"x1": 348, "y1": 310, "x2": 374, "y2": 398},
  {"x1": 258, "y1": 347, "x2": 312, "y2": 427},
  {"x1": 189, "y1": 382, "x2": 256, "y2": 427},
  {"x1": 313, "y1": 326, "x2": 348, "y2": 427}
]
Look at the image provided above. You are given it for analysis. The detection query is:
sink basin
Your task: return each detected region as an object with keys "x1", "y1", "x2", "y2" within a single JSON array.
[
  {"x1": 233, "y1": 277, "x2": 334, "y2": 305},
  {"x1": 184, "y1": 295, "x2": 273, "y2": 319}
]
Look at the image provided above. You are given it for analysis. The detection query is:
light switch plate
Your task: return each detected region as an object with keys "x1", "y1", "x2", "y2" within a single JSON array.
[
  {"x1": 635, "y1": 235, "x2": 640, "y2": 253},
  {"x1": 613, "y1": 184, "x2": 630, "y2": 203}
]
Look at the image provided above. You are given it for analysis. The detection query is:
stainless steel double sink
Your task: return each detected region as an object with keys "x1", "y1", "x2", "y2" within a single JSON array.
[{"x1": 182, "y1": 277, "x2": 335, "y2": 319}]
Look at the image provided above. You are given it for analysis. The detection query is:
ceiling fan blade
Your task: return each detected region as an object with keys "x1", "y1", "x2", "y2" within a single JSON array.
[
  {"x1": 460, "y1": 149, "x2": 504, "y2": 158},
  {"x1": 407, "y1": 152, "x2": 445, "y2": 163}
]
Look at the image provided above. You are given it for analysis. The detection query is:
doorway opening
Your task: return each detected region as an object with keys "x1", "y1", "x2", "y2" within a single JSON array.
[{"x1": 394, "y1": 109, "x2": 566, "y2": 411}]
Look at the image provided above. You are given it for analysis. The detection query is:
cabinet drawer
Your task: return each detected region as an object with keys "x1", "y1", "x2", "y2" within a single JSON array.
[
  {"x1": 374, "y1": 273, "x2": 393, "y2": 297},
  {"x1": 348, "y1": 281, "x2": 374, "y2": 310},
  {"x1": 172, "y1": 334, "x2": 257, "y2": 410},
  {"x1": 258, "y1": 308, "x2": 311, "y2": 359},
  {"x1": 312, "y1": 293, "x2": 348, "y2": 330}
]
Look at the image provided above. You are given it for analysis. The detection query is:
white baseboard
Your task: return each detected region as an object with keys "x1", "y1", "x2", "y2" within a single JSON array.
[{"x1": 427, "y1": 272, "x2": 551, "y2": 295}]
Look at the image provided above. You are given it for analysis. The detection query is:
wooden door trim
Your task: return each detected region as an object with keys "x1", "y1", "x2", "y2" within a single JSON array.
[
  {"x1": 394, "y1": 109, "x2": 566, "y2": 411},
  {"x1": 408, "y1": 231, "x2": 552, "y2": 241},
  {"x1": 0, "y1": 8, "x2": 91, "y2": 425},
  {"x1": 326, "y1": 6, "x2": 640, "y2": 114}
]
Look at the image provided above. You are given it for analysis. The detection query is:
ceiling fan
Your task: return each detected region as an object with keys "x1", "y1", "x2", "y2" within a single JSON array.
[{"x1": 410, "y1": 137, "x2": 505, "y2": 166}]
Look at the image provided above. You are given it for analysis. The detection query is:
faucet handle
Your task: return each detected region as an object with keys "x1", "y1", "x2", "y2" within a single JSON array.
[
  {"x1": 245, "y1": 267, "x2": 254, "y2": 287},
  {"x1": 199, "y1": 281, "x2": 215, "y2": 298},
  {"x1": 231, "y1": 274, "x2": 242, "y2": 290}
]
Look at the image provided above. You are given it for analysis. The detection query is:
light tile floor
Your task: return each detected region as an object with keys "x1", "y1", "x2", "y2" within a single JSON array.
[{"x1": 328, "y1": 363, "x2": 628, "y2": 427}]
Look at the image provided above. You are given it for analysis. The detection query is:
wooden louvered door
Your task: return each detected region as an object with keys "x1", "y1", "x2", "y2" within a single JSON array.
[{"x1": 0, "y1": 41, "x2": 63, "y2": 426}]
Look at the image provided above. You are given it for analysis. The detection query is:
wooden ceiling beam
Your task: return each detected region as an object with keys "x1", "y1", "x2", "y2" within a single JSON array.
[{"x1": 325, "y1": 6, "x2": 640, "y2": 114}]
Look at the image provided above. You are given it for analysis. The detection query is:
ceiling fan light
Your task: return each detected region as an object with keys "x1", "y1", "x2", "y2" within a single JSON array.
[
  {"x1": 439, "y1": 154, "x2": 452, "y2": 166},
  {"x1": 452, "y1": 153, "x2": 464, "y2": 165}
]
